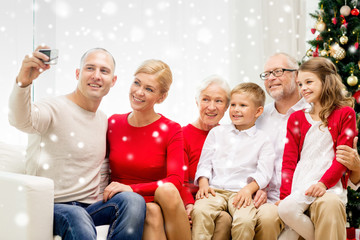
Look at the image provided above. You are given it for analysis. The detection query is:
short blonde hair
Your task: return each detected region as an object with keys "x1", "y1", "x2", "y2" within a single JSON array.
[
  {"x1": 231, "y1": 82, "x2": 266, "y2": 107},
  {"x1": 134, "y1": 59, "x2": 172, "y2": 94}
]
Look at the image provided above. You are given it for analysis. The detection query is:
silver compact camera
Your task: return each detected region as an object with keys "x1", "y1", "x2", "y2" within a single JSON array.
[{"x1": 39, "y1": 49, "x2": 59, "y2": 64}]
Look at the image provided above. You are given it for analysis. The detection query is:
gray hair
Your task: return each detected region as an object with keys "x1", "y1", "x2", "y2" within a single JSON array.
[
  {"x1": 269, "y1": 52, "x2": 298, "y2": 69},
  {"x1": 195, "y1": 75, "x2": 231, "y2": 106},
  {"x1": 80, "y1": 48, "x2": 116, "y2": 69}
]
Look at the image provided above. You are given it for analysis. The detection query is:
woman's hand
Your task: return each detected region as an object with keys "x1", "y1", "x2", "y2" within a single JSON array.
[
  {"x1": 305, "y1": 182, "x2": 326, "y2": 197},
  {"x1": 185, "y1": 204, "x2": 194, "y2": 227},
  {"x1": 103, "y1": 181, "x2": 133, "y2": 202}
]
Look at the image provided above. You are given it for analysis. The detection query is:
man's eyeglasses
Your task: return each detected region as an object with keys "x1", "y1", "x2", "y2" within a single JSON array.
[{"x1": 259, "y1": 68, "x2": 297, "y2": 80}]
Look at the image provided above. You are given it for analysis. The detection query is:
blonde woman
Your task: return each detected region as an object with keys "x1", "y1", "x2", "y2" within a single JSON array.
[{"x1": 104, "y1": 59, "x2": 191, "y2": 240}]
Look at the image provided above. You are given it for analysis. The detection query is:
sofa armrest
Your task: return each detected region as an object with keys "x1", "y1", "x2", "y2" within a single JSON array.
[{"x1": 0, "y1": 171, "x2": 54, "y2": 240}]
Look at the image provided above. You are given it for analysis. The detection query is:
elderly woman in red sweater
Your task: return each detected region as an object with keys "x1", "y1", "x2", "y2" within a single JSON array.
[
  {"x1": 105, "y1": 59, "x2": 190, "y2": 240},
  {"x1": 180, "y1": 75, "x2": 232, "y2": 239}
]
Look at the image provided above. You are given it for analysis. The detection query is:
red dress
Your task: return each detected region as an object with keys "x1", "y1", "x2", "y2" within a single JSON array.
[
  {"x1": 180, "y1": 124, "x2": 209, "y2": 206},
  {"x1": 107, "y1": 113, "x2": 184, "y2": 202}
]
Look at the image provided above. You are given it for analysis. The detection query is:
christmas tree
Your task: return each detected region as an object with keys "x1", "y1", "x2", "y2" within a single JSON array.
[{"x1": 305, "y1": 0, "x2": 360, "y2": 228}]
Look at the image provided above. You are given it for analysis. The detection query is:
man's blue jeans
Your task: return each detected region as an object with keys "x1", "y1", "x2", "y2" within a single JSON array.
[{"x1": 53, "y1": 192, "x2": 146, "y2": 240}]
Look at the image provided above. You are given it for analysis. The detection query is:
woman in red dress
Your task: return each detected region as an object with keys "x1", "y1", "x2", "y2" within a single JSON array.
[{"x1": 105, "y1": 59, "x2": 190, "y2": 240}]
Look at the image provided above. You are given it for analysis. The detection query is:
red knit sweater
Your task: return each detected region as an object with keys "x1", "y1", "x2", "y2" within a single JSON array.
[
  {"x1": 280, "y1": 106, "x2": 357, "y2": 200},
  {"x1": 107, "y1": 113, "x2": 184, "y2": 202},
  {"x1": 180, "y1": 124, "x2": 209, "y2": 206}
]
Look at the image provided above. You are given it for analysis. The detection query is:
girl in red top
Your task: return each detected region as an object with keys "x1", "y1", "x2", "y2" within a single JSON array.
[
  {"x1": 105, "y1": 59, "x2": 191, "y2": 240},
  {"x1": 278, "y1": 57, "x2": 357, "y2": 240}
]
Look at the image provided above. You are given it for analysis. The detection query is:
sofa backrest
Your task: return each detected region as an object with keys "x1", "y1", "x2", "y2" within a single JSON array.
[
  {"x1": 0, "y1": 141, "x2": 26, "y2": 174},
  {"x1": 0, "y1": 141, "x2": 110, "y2": 200}
]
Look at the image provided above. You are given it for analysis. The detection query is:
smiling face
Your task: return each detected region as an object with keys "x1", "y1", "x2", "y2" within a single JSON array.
[
  {"x1": 229, "y1": 92, "x2": 263, "y2": 131},
  {"x1": 297, "y1": 71, "x2": 323, "y2": 106},
  {"x1": 129, "y1": 72, "x2": 166, "y2": 113},
  {"x1": 196, "y1": 83, "x2": 229, "y2": 130},
  {"x1": 76, "y1": 50, "x2": 117, "y2": 101},
  {"x1": 263, "y1": 54, "x2": 298, "y2": 101}
]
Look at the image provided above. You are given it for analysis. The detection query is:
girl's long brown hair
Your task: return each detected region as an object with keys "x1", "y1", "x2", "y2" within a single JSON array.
[{"x1": 299, "y1": 57, "x2": 354, "y2": 126}]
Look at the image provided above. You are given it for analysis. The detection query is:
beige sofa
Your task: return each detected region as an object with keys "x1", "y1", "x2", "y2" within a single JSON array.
[{"x1": 0, "y1": 142, "x2": 109, "y2": 240}]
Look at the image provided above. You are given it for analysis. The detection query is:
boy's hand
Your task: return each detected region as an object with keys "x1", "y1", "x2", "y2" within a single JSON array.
[
  {"x1": 253, "y1": 189, "x2": 267, "y2": 208},
  {"x1": 305, "y1": 182, "x2": 326, "y2": 197},
  {"x1": 233, "y1": 180, "x2": 259, "y2": 209},
  {"x1": 196, "y1": 177, "x2": 216, "y2": 199},
  {"x1": 232, "y1": 188, "x2": 252, "y2": 209}
]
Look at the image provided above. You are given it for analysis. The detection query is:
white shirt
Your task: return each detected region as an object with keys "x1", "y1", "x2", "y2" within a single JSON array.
[
  {"x1": 256, "y1": 98, "x2": 309, "y2": 203},
  {"x1": 194, "y1": 124, "x2": 275, "y2": 192}
]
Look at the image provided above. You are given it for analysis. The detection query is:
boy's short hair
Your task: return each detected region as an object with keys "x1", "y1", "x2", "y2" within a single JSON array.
[{"x1": 231, "y1": 82, "x2": 265, "y2": 107}]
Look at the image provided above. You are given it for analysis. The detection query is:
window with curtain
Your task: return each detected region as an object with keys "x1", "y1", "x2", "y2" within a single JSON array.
[{"x1": 1, "y1": 0, "x2": 317, "y2": 145}]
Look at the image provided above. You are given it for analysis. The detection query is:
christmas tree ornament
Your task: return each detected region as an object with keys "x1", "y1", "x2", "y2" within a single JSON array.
[
  {"x1": 347, "y1": 73, "x2": 358, "y2": 86},
  {"x1": 330, "y1": 43, "x2": 346, "y2": 60},
  {"x1": 351, "y1": 8, "x2": 359, "y2": 15},
  {"x1": 315, "y1": 18, "x2": 326, "y2": 32},
  {"x1": 340, "y1": 5, "x2": 351, "y2": 16},
  {"x1": 351, "y1": 0, "x2": 359, "y2": 16},
  {"x1": 320, "y1": 49, "x2": 328, "y2": 56},
  {"x1": 311, "y1": 28, "x2": 316, "y2": 34},
  {"x1": 340, "y1": 15, "x2": 348, "y2": 29},
  {"x1": 340, "y1": 35, "x2": 348, "y2": 44},
  {"x1": 353, "y1": 89, "x2": 360, "y2": 104},
  {"x1": 306, "y1": 48, "x2": 313, "y2": 57},
  {"x1": 340, "y1": 25, "x2": 348, "y2": 45},
  {"x1": 355, "y1": 33, "x2": 359, "y2": 49},
  {"x1": 358, "y1": 60, "x2": 360, "y2": 69},
  {"x1": 320, "y1": 42, "x2": 328, "y2": 56},
  {"x1": 313, "y1": 45, "x2": 319, "y2": 57},
  {"x1": 332, "y1": 17, "x2": 337, "y2": 25},
  {"x1": 332, "y1": 9, "x2": 337, "y2": 25}
]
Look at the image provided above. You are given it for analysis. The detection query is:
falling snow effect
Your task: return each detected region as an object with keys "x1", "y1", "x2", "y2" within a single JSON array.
[
  {"x1": 152, "y1": 131, "x2": 159, "y2": 138},
  {"x1": 345, "y1": 128, "x2": 354, "y2": 137},
  {"x1": 15, "y1": 212, "x2": 29, "y2": 227},
  {"x1": 50, "y1": 134, "x2": 58, "y2": 142},
  {"x1": 0, "y1": 3, "x2": 319, "y2": 236},
  {"x1": 42, "y1": 163, "x2": 50, "y2": 170}
]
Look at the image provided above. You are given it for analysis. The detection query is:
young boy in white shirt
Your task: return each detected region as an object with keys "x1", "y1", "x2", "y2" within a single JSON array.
[{"x1": 191, "y1": 82, "x2": 276, "y2": 240}]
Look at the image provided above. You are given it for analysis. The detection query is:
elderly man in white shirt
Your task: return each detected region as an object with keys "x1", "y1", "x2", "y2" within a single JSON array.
[{"x1": 254, "y1": 52, "x2": 360, "y2": 240}]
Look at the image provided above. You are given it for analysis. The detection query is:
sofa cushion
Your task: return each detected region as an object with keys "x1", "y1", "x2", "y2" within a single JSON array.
[{"x1": 0, "y1": 141, "x2": 26, "y2": 173}]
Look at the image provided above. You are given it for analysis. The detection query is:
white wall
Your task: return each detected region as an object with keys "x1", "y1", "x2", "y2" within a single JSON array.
[{"x1": 1, "y1": 0, "x2": 320, "y2": 145}]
